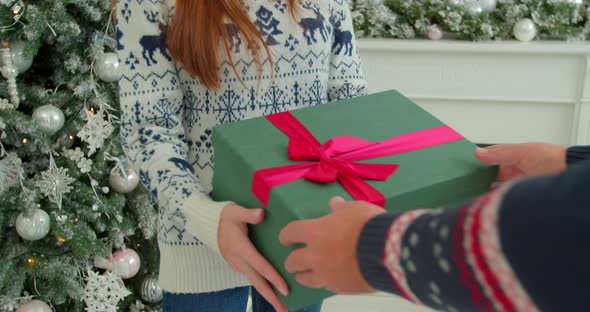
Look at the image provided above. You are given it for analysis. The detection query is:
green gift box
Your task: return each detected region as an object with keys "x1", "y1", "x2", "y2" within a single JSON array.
[{"x1": 211, "y1": 90, "x2": 497, "y2": 310}]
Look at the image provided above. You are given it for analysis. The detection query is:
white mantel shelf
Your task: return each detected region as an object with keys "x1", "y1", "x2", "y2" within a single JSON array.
[
  {"x1": 357, "y1": 39, "x2": 590, "y2": 146},
  {"x1": 360, "y1": 38, "x2": 590, "y2": 55}
]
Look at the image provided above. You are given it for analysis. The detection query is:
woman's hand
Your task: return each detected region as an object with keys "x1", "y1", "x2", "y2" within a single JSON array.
[
  {"x1": 475, "y1": 143, "x2": 567, "y2": 182},
  {"x1": 219, "y1": 204, "x2": 289, "y2": 312}
]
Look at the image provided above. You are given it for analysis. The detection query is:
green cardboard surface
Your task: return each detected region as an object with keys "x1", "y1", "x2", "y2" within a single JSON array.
[{"x1": 211, "y1": 90, "x2": 497, "y2": 310}]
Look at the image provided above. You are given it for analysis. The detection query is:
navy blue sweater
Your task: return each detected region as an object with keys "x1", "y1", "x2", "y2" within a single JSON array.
[{"x1": 357, "y1": 146, "x2": 590, "y2": 312}]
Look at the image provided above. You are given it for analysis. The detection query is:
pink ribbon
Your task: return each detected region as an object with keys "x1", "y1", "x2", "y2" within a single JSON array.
[{"x1": 251, "y1": 112, "x2": 464, "y2": 207}]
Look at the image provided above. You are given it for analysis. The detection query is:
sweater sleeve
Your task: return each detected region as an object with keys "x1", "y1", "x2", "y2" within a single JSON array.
[
  {"x1": 566, "y1": 145, "x2": 590, "y2": 166},
  {"x1": 116, "y1": 0, "x2": 228, "y2": 255},
  {"x1": 327, "y1": 0, "x2": 368, "y2": 101},
  {"x1": 357, "y1": 162, "x2": 590, "y2": 311}
]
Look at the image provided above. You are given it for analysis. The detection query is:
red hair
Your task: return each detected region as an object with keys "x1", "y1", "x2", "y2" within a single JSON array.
[{"x1": 167, "y1": 0, "x2": 297, "y2": 90}]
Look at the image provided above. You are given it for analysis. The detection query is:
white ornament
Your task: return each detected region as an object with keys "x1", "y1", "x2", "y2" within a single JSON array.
[
  {"x1": 140, "y1": 274, "x2": 163, "y2": 303},
  {"x1": 82, "y1": 270, "x2": 131, "y2": 312},
  {"x1": 427, "y1": 24, "x2": 444, "y2": 40},
  {"x1": 36, "y1": 155, "x2": 75, "y2": 210},
  {"x1": 109, "y1": 168, "x2": 139, "y2": 193},
  {"x1": 78, "y1": 110, "x2": 114, "y2": 156},
  {"x1": 32, "y1": 105, "x2": 65, "y2": 135},
  {"x1": 477, "y1": 0, "x2": 497, "y2": 12},
  {"x1": 78, "y1": 157, "x2": 93, "y2": 173},
  {"x1": 95, "y1": 52, "x2": 120, "y2": 83},
  {"x1": 16, "y1": 209, "x2": 50, "y2": 241},
  {"x1": 0, "y1": 41, "x2": 19, "y2": 107},
  {"x1": 10, "y1": 41, "x2": 33, "y2": 74},
  {"x1": 465, "y1": 1, "x2": 483, "y2": 14},
  {"x1": 513, "y1": 18, "x2": 537, "y2": 42},
  {"x1": 16, "y1": 300, "x2": 51, "y2": 312}
]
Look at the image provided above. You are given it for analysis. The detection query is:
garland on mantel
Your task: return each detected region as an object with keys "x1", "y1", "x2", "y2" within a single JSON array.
[{"x1": 351, "y1": 0, "x2": 590, "y2": 42}]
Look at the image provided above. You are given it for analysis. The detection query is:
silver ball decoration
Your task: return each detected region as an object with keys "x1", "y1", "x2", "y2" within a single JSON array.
[
  {"x1": 513, "y1": 18, "x2": 537, "y2": 42},
  {"x1": 95, "y1": 52, "x2": 120, "y2": 83},
  {"x1": 477, "y1": 0, "x2": 497, "y2": 12},
  {"x1": 15, "y1": 209, "x2": 50, "y2": 241},
  {"x1": 140, "y1": 274, "x2": 163, "y2": 303},
  {"x1": 16, "y1": 300, "x2": 51, "y2": 312},
  {"x1": 465, "y1": 2, "x2": 483, "y2": 14},
  {"x1": 32, "y1": 105, "x2": 65, "y2": 136},
  {"x1": 10, "y1": 41, "x2": 33, "y2": 74},
  {"x1": 109, "y1": 168, "x2": 140, "y2": 193}
]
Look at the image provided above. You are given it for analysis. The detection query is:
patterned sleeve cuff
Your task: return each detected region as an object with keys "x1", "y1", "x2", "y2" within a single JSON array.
[
  {"x1": 566, "y1": 145, "x2": 590, "y2": 166},
  {"x1": 357, "y1": 213, "x2": 400, "y2": 293}
]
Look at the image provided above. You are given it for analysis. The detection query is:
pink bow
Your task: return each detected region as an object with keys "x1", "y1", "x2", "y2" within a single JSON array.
[{"x1": 251, "y1": 112, "x2": 464, "y2": 207}]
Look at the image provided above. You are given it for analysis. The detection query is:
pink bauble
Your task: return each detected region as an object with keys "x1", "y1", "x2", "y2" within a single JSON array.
[
  {"x1": 427, "y1": 24, "x2": 444, "y2": 40},
  {"x1": 110, "y1": 248, "x2": 141, "y2": 279}
]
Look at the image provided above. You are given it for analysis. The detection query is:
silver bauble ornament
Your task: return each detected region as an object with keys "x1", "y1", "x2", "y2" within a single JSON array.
[
  {"x1": 110, "y1": 248, "x2": 141, "y2": 279},
  {"x1": 109, "y1": 168, "x2": 140, "y2": 193},
  {"x1": 427, "y1": 24, "x2": 444, "y2": 40},
  {"x1": 10, "y1": 41, "x2": 33, "y2": 74},
  {"x1": 16, "y1": 300, "x2": 51, "y2": 312},
  {"x1": 32, "y1": 105, "x2": 65, "y2": 135},
  {"x1": 140, "y1": 274, "x2": 163, "y2": 303},
  {"x1": 95, "y1": 52, "x2": 120, "y2": 83},
  {"x1": 465, "y1": 1, "x2": 483, "y2": 14},
  {"x1": 16, "y1": 209, "x2": 50, "y2": 241},
  {"x1": 513, "y1": 18, "x2": 537, "y2": 42},
  {"x1": 477, "y1": 0, "x2": 497, "y2": 12}
]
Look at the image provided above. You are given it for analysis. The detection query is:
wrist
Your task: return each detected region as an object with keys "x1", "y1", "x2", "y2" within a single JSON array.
[{"x1": 356, "y1": 213, "x2": 399, "y2": 293}]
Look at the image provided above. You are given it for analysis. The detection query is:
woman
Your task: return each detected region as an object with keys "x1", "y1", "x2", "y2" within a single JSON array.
[{"x1": 116, "y1": 0, "x2": 367, "y2": 311}]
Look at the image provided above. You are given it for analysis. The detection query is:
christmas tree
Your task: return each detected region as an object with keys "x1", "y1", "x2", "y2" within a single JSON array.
[{"x1": 0, "y1": 1, "x2": 161, "y2": 311}]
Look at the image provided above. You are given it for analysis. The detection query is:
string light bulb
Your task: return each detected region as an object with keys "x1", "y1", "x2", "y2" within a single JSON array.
[
  {"x1": 57, "y1": 236, "x2": 66, "y2": 244},
  {"x1": 21, "y1": 137, "x2": 28, "y2": 144},
  {"x1": 26, "y1": 257, "x2": 38, "y2": 265},
  {"x1": 89, "y1": 107, "x2": 95, "y2": 114}
]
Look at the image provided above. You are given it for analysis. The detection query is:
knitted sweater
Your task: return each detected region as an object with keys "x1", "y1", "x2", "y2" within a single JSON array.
[
  {"x1": 116, "y1": 0, "x2": 367, "y2": 293},
  {"x1": 357, "y1": 146, "x2": 590, "y2": 311}
]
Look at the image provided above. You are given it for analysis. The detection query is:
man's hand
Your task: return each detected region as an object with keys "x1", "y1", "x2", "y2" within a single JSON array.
[
  {"x1": 475, "y1": 143, "x2": 567, "y2": 182},
  {"x1": 279, "y1": 197, "x2": 385, "y2": 294}
]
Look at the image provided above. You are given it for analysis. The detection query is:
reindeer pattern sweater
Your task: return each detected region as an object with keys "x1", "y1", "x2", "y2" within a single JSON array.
[{"x1": 116, "y1": 0, "x2": 367, "y2": 293}]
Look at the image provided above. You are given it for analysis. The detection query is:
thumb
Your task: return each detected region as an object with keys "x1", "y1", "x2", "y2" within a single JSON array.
[
  {"x1": 329, "y1": 196, "x2": 347, "y2": 212},
  {"x1": 238, "y1": 208, "x2": 265, "y2": 225},
  {"x1": 474, "y1": 145, "x2": 524, "y2": 166}
]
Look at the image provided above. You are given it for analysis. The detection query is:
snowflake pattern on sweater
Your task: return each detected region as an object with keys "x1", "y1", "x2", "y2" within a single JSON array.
[{"x1": 117, "y1": 0, "x2": 367, "y2": 293}]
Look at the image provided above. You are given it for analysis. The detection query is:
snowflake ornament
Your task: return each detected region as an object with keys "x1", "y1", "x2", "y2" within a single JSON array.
[
  {"x1": 0, "y1": 153, "x2": 23, "y2": 194},
  {"x1": 83, "y1": 270, "x2": 131, "y2": 312},
  {"x1": 36, "y1": 155, "x2": 75, "y2": 210},
  {"x1": 78, "y1": 110, "x2": 114, "y2": 156}
]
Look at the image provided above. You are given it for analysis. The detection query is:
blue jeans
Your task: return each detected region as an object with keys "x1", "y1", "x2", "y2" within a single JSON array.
[{"x1": 162, "y1": 287, "x2": 322, "y2": 312}]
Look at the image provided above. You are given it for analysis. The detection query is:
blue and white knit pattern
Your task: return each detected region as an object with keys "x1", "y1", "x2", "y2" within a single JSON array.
[{"x1": 117, "y1": 0, "x2": 367, "y2": 293}]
